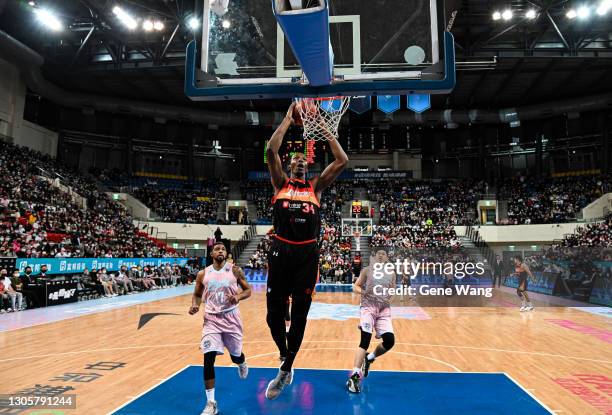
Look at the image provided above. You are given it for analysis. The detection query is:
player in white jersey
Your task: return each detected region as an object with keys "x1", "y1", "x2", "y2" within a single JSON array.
[
  {"x1": 189, "y1": 241, "x2": 252, "y2": 415},
  {"x1": 347, "y1": 248, "x2": 396, "y2": 393}
]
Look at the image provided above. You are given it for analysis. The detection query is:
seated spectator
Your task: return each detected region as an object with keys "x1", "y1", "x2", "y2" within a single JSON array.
[
  {"x1": 0, "y1": 268, "x2": 23, "y2": 311},
  {"x1": 19, "y1": 266, "x2": 41, "y2": 308},
  {"x1": 497, "y1": 175, "x2": 610, "y2": 225},
  {"x1": 116, "y1": 266, "x2": 135, "y2": 294},
  {"x1": 0, "y1": 140, "x2": 178, "y2": 259},
  {"x1": 98, "y1": 268, "x2": 118, "y2": 296},
  {"x1": 78, "y1": 268, "x2": 105, "y2": 298}
]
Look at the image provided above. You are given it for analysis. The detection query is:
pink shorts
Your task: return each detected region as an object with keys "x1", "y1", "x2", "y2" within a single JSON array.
[
  {"x1": 359, "y1": 306, "x2": 394, "y2": 338},
  {"x1": 200, "y1": 308, "x2": 243, "y2": 356}
]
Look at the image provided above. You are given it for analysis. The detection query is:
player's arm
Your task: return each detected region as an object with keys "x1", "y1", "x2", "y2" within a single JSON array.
[
  {"x1": 266, "y1": 103, "x2": 294, "y2": 191},
  {"x1": 231, "y1": 266, "x2": 251, "y2": 304},
  {"x1": 312, "y1": 137, "x2": 348, "y2": 195},
  {"x1": 189, "y1": 270, "x2": 205, "y2": 314},
  {"x1": 352, "y1": 268, "x2": 368, "y2": 294}
]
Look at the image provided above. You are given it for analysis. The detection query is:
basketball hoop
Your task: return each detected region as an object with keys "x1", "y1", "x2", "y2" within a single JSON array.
[{"x1": 294, "y1": 96, "x2": 350, "y2": 142}]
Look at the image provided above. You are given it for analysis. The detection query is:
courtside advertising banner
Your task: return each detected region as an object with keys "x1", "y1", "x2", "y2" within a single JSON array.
[{"x1": 15, "y1": 257, "x2": 190, "y2": 275}]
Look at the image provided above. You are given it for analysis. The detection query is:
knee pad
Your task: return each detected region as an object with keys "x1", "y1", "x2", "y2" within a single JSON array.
[
  {"x1": 381, "y1": 332, "x2": 395, "y2": 350},
  {"x1": 203, "y1": 352, "x2": 216, "y2": 380},
  {"x1": 359, "y1": 330, "x2": 372, "y2": 350},
  {"x1": 230, "y1": 353, "x2": 245, "y2": 365}
]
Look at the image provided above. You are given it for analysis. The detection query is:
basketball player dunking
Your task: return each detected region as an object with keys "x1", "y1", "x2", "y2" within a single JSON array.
[
  {"x1": 513, "y1": 255, "x2": 534, "y2": 312},
  {"x1": 189, "y1": 241, "x2": 252, "y2": 415},
  {"x1": 265, "y1": 102, "x2": 348, "y2": 399},
  {"x1": 347, "y1": 248, "x2": 396, "y2": 393}
]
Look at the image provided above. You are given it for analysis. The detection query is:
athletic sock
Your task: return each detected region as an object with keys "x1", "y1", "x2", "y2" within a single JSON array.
[
  {"x1": 352, "y1": 367, "x2": 362, "y2": 377},
  {"x1": 280, "y1": 351, "x2": 296, "y2": 372},
  {"x1": 367, "y1": 353, "x2": 376, "y2": 362},
  {"x1": 205, "y1": 388, "x2": 215, "y2": 402}
]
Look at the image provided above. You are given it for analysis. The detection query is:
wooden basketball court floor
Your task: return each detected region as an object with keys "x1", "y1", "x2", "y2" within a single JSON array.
[{"x1": 1, "y1": 285, "x2": 610, "y2": 415}]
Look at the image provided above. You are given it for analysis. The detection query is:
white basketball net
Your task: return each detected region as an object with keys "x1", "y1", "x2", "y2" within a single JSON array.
[{"x1": 295, "y1": 96, "x2": 350, "y2": 141}]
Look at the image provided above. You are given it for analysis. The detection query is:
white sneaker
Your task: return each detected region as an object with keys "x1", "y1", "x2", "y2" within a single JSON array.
[
  {"x1": 278, "y1": 357, "x2": 294, "y2": 384},
  {"x1": 265, "y1": 369, "x2": 293, "y2": 400},
  {"x1": 7, "y1": 308, "x2": 13, "y2": 312},
  {"x1": 238, "y1": 362, "x2": 248, "y2": 379},
  {"x1": 200, "y1": 400, "x2": 218, "y2": 415},
  {"x1": 519, "y1": 306, "x2": 527, "y2": 312},
  {"x1": 526, "y1": 305, "x2": 534, "y2": 312}
]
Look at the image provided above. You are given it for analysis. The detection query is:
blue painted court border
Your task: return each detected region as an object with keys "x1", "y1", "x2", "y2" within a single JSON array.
[{"x1": 111, "y1": 366, "x2": 553, "y2": 415}]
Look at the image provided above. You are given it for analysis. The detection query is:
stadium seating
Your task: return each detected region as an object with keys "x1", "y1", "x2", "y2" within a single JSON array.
[{"x1": 0, "y1": 141, "x2": 176, "y2": 258}]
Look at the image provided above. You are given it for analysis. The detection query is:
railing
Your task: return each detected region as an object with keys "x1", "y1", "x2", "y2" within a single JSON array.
[
  {"x1": 465, "y1": 225, "x2": 495, "y2": 265},
  {"x1": 232, "y1": 224, "x2": 257, "y2": 262}
]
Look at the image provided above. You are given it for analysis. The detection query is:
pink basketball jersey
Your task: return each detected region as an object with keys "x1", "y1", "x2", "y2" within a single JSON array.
[
  {"x1": 361, "y1": 264, "x2": 395, "y2": 309},
  {"x1": 203, "y1": 262, "x2": 239, "y2": 314}
]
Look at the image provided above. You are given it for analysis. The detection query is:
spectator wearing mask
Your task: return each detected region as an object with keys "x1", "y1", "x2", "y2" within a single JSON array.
[
  {"x1": 80, "y1": 268, "x2": 105, "y2": 297},
  {"x1": 2, "y1": 268, "x2": 23, "y2": 311},
  {"x1": 99, "y1": 268, "x2": 118, "y2": 296},
  {"x1": 19, "y1": 266, "x2": 41, "y2": 308},
  {"x1": 91, "y1": 268, "x2": 112, "y2": 297},
  {"x1": 116, "y1": 266, "x2": 135, "y2": 294},
  {"x1": 39, "y1": 265, "x2": 49, "y2": 279},
  {"x1": 0, "y1": 274, "x2": 9, "y2": 312},
  {"x1": 144, "y1": 267, "x2": 159, "y2": 289}
]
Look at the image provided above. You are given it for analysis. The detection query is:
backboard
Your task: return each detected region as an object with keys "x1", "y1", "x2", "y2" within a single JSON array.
[
  {"x1": 185, "y1": 0, "x2": 455, "y2": 100},
  {"x1": 341, "y1": 218, "x2": 373, "y2": 237}
]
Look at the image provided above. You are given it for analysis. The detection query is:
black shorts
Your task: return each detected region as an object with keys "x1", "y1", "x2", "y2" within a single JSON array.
[
  {"x1": 267, "y1": 237, "x2": 319, "y2": 299},
  {"x1": 519, "y1": 275, "x2": 528, "y2": 290}
]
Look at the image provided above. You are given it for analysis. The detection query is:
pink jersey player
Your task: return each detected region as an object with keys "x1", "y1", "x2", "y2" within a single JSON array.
[
  {"x1": 190, "y1": 241, "x2": 251, "y2": 415},
  {"x1": 200, "y1": 261, "x2": 244, "y2": 355},
  {"x1": 347, "y1": 248, "x2": 396, "y2": 394}
]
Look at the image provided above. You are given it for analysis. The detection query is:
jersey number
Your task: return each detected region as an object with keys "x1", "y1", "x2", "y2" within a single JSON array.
[
  {"x1": 302, "y1": 203, "x2": 315, "y2": 214},
  {"x1": 214, "y1": 292, "x2": 225, "y2": 303}
]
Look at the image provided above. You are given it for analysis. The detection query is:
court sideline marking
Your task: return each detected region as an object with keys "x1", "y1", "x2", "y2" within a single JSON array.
[{"x1": 0, "y1": 340, "x2": 609, "y2": 365}]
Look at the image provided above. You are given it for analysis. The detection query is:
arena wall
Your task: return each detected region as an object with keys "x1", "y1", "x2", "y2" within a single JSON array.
[
  {"x1": 133, "y1": 221, "x2": 273, "y2": 242},
  {"x1": 458, "y1": 223, "x2": 586, "y2": 243},
  {"x1": 135, "y1": 221, "x2": 594, "y2": 246},
  {"x1": 0, "y1": 57, "x2": 58, "y2": 156}
]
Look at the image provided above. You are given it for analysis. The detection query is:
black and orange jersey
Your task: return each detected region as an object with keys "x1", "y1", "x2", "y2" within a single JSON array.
[
  {"x1": 515, "y1": 265, "x2": 528, "y2": 280},
  {"x1": 272, "y1": 178, "x2": 320, "y2": 243}
]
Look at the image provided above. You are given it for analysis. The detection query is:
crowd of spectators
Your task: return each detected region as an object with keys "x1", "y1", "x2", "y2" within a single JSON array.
[
  {"x1": 0, "y1": 141, "x2": 176, "y2": 258},
  {"x1": 369, "y1": 179, "x2": 482, "y2": 227},
  {"x1": 365, "y1": 179, "x2": 481, "y2": 250},
  {"x1": 498, "y1": 175, "x2": 610, "y2": 225},
  {"x1": 320, "y1": 182, "x2": 354, "y2": 224},
  {"x1": 371, "y1": 224, "x2": 460, "y2": 249},
  {"x1": 242, "y1": 181, "x2": 273, "y2": 224},
  {"x1": 134, "y1": 186, "x2": 220, "y2": 224},
  {"x1": 245, "y1": 234, "x2": 272, "y2": 270},
  {"x1": 557, "y1": 213, "x2": 612, "y2": 248},
  {"x1": 319, "y1": 224, "x2": 353, "y2": 283}
]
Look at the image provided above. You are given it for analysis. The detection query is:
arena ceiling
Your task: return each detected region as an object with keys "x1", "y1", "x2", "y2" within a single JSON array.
[{"x1": 0, "y1": 0, "x2": 611, "y2": 111}]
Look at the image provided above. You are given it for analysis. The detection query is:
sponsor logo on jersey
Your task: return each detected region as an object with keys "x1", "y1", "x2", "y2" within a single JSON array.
[{"x1": 286, "y1": 189, "x2": 312, "y2": 197}]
